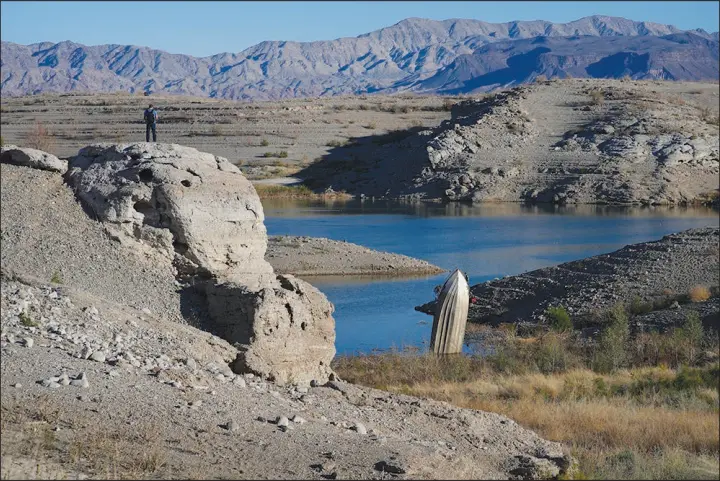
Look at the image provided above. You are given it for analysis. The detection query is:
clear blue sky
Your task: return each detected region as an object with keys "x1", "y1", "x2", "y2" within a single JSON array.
[{"x1": 2, "y1": 1, "x2": 718, "y2": 57}]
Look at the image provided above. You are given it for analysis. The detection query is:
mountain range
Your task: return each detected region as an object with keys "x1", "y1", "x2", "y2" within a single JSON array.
[{"x1": 1, "y1": 15, "x2": 718, "y2": 100}]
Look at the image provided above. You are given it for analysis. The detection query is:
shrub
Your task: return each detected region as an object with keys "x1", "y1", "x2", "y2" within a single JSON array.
[
  {"x1": 25, "y1": 120, "x2": 55, "y2": 153},
  {"x1": 546, "y1": 305, "x2": 572, "y2": 332},
  {"x1": 670, "y1": 311, "x2": 705, "y2": 366},
  {"x1": 19, "y1": 312, "x2": 38, "y2": 327},
  {"x1": 260, "y1": 138, "x2": 269, "y2": 147},
  {"x1": 534, "y1": 333, "x2": 578, "y2": 374},
  {"x1": 689, "y1": 285, "x2": 711, "y2": 302},
  {"x1": 589, "y1": 90, "x2": 605, "y2": 106},
  {"x1": 628, "y1": 296, "x2": 653, "y2": 315},
  {"x1": 364, "y1": 122, "x2": 377, "y2": 130},
  {"x1": 594, "y1": 304, "x2": 629, "y2": 373},
  {"x1": 535, "y1": 74, "x2": 548, "y2": 83},
  {"x1": 50, "y1": 272, "x2": 62, "y2": 284},
  {"x1": 262, "y1": 151, "x2": 289, "y2": 159}
]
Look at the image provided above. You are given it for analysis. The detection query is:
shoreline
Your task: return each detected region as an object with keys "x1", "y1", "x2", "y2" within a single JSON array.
[{"x1": 416, "y1": 227, "x2": 720, "y2": 330}]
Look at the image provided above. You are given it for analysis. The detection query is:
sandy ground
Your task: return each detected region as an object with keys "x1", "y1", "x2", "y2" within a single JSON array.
[{"x1": 266, "y1": 236, "x2": 444, "y2": 277}]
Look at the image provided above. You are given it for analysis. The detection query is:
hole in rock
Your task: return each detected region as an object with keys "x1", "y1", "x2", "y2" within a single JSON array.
[
  {"x1": 138, "y1": 168, "x2": 154, "y2": 182},
  {"x1": 300, "y1": 322, "x2": 307, "y2": 331},
  {"x1": 181, "y1": 180, "x2": 191, "y2": 187},
  {"x1": 134, "y1": 199, "x2": 154, "y2": 217}
]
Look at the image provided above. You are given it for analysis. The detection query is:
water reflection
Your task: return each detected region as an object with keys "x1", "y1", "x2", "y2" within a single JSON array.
[{"x1": 262, "y1": 198, "x2": 720, "y2": 219}]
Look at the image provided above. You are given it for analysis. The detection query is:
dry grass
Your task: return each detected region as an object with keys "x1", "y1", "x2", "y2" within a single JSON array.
[
  {"x1": 1, "y1": 399, "x2": 172, "y2": 480},
  {"x1": 689, "y1": 285, "x2": 712, "y2": 302},
  {"x1": 253, "y1": 184, "x2": 315, "y2": 199},
  {"x1": 334, "y1": 326, "x2": 720, "y2": 480}
]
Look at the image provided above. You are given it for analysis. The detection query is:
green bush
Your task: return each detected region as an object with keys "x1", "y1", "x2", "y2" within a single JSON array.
[
  {"x1": 546, "y1": 305, "x2": 573, "y2": 332},
  {"x1": 50, "y1": 271, "x2": 62, "y2": 284},
  {"x1": 594, "y1": 304, "x2": 629, "y2": 373},
  {"x1": 260, "y1": 138, "x2": 269, "y2": 146},
  {"x1": 628, "y1": 296, "x2": 653, "y2": 315},
  {"x1": 19, "y1": 312, "x2": 38, "y2": 327},
  {"x1": 262, "y1": 151, "x2": 289, "y2": 158}
]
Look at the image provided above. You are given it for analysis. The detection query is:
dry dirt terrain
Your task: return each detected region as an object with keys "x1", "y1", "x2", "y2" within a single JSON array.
[
  {"x1": 299, "y1": 78, "x2": 720, "y2": 205},
  {"x1": 0, "y1": 273, "x2": 570, "y2": 481},
  {"x1": 0, "y1": 92, "x2": 458, "y2": 180}
]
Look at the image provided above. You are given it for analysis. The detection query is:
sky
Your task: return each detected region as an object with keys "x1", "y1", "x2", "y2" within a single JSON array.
[{"x1": 1, "y1": 1, "x2": 718, "y2": 57}]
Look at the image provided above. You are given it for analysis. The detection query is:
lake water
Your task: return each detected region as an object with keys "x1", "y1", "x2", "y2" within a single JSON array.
[{"x1": 262, "y1": 199, "x2": 719, "y2": 355}]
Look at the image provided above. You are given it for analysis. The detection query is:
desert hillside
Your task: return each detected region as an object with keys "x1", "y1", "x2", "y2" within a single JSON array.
[{"x1": 300, "y1": 78, "x2": 720, "y2": 205}]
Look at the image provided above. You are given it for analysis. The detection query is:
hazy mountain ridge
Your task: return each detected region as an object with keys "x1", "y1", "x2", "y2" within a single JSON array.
[{"x1": 1, "y1": 15, "x2": 718, "y2": 99}]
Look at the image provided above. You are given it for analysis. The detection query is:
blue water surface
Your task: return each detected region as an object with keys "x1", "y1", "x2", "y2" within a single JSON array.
[{"x1": 262, "y1": 200, "x2": 719, "y2": 355}]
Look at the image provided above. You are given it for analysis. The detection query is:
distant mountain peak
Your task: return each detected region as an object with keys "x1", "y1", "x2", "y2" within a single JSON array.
[{"x1": 1, "y1": 15, "x2": 716, "y2": 100}]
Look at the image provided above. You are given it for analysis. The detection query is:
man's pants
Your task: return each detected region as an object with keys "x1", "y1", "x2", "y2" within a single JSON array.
[{"x1": 146, "y1": 123, "x2": 157, "y2": 142}]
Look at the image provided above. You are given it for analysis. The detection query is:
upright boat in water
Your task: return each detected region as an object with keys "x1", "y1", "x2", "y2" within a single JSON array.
[{"x1": 430, "y1": 269, "x2": 469, "y2": 354}]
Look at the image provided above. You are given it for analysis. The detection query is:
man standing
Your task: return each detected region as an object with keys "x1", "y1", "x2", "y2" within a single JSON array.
[{"x1": 144, "y1": 104, "x2": 158, "y2": 142}]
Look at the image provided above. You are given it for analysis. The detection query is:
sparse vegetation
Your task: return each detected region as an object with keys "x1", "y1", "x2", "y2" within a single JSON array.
[
  {"x1": 589, "y1": 89, "x2": 605, "y2": 106},
  {"x1": 25, "y1": 120, "x2": 55, "y2": 153},
  {"x1": 50, "y1": 272, "x2": 63, "y2": 284},
  {"x1": 326, "y1": 139, "x2": 348, "y2": 148},
  {"x1": 262, "y1": 151, "x2": 288, "y2": 159},
  {"x1": 260, "y1": 138, "x2": 270, "y2": 146},
  {"x1": 535, "y1": 75, "x2": 548, "y2": 83},
  {"x1": 335, "y1": 301, "x2": 720, "y2": 480},
  {"x1": 364, "y1": 122, "x2": 377, "y2": 129}
]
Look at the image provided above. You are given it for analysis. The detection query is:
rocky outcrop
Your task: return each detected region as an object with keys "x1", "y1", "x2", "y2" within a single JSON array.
[
  {"x1": 0, "y1": 146, "x2": 67, "y2": 173},
  {"x1": 64, "y1": 143, "x2": 336, "y2": 385},
  {"x1": 65, "y1": 143, "x2": 273, "y2": 284}
]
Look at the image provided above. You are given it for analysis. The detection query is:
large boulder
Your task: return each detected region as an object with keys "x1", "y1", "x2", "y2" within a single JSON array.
[
  {"x1": 208, "y1": 275, "x2": 336, "y2": 385},
  {"x1": 65, "y1": 143, "x2": 336, "y2": 385},
  {"x1": 0, "y1": 146, "x2": 67, "y2": 173},
  {"x1": 65, "y1": 143, "x2": 273, "y2": 284}
]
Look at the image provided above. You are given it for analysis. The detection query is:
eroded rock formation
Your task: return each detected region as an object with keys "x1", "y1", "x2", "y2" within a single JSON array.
[{"x1": 64, "y1": 143, "x2": 336, "y2": 384}]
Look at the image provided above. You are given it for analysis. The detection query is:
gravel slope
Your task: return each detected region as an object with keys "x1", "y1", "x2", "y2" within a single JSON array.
[
  {"x1": 416, "y1": 227, "x2": 720, "y2": 329},
  {"x1": 0, "y1": 164, "x2": 184, "y2": 323},
  {"x1": 0, "y1": 275, "x2": 571, "y2": 480}
]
